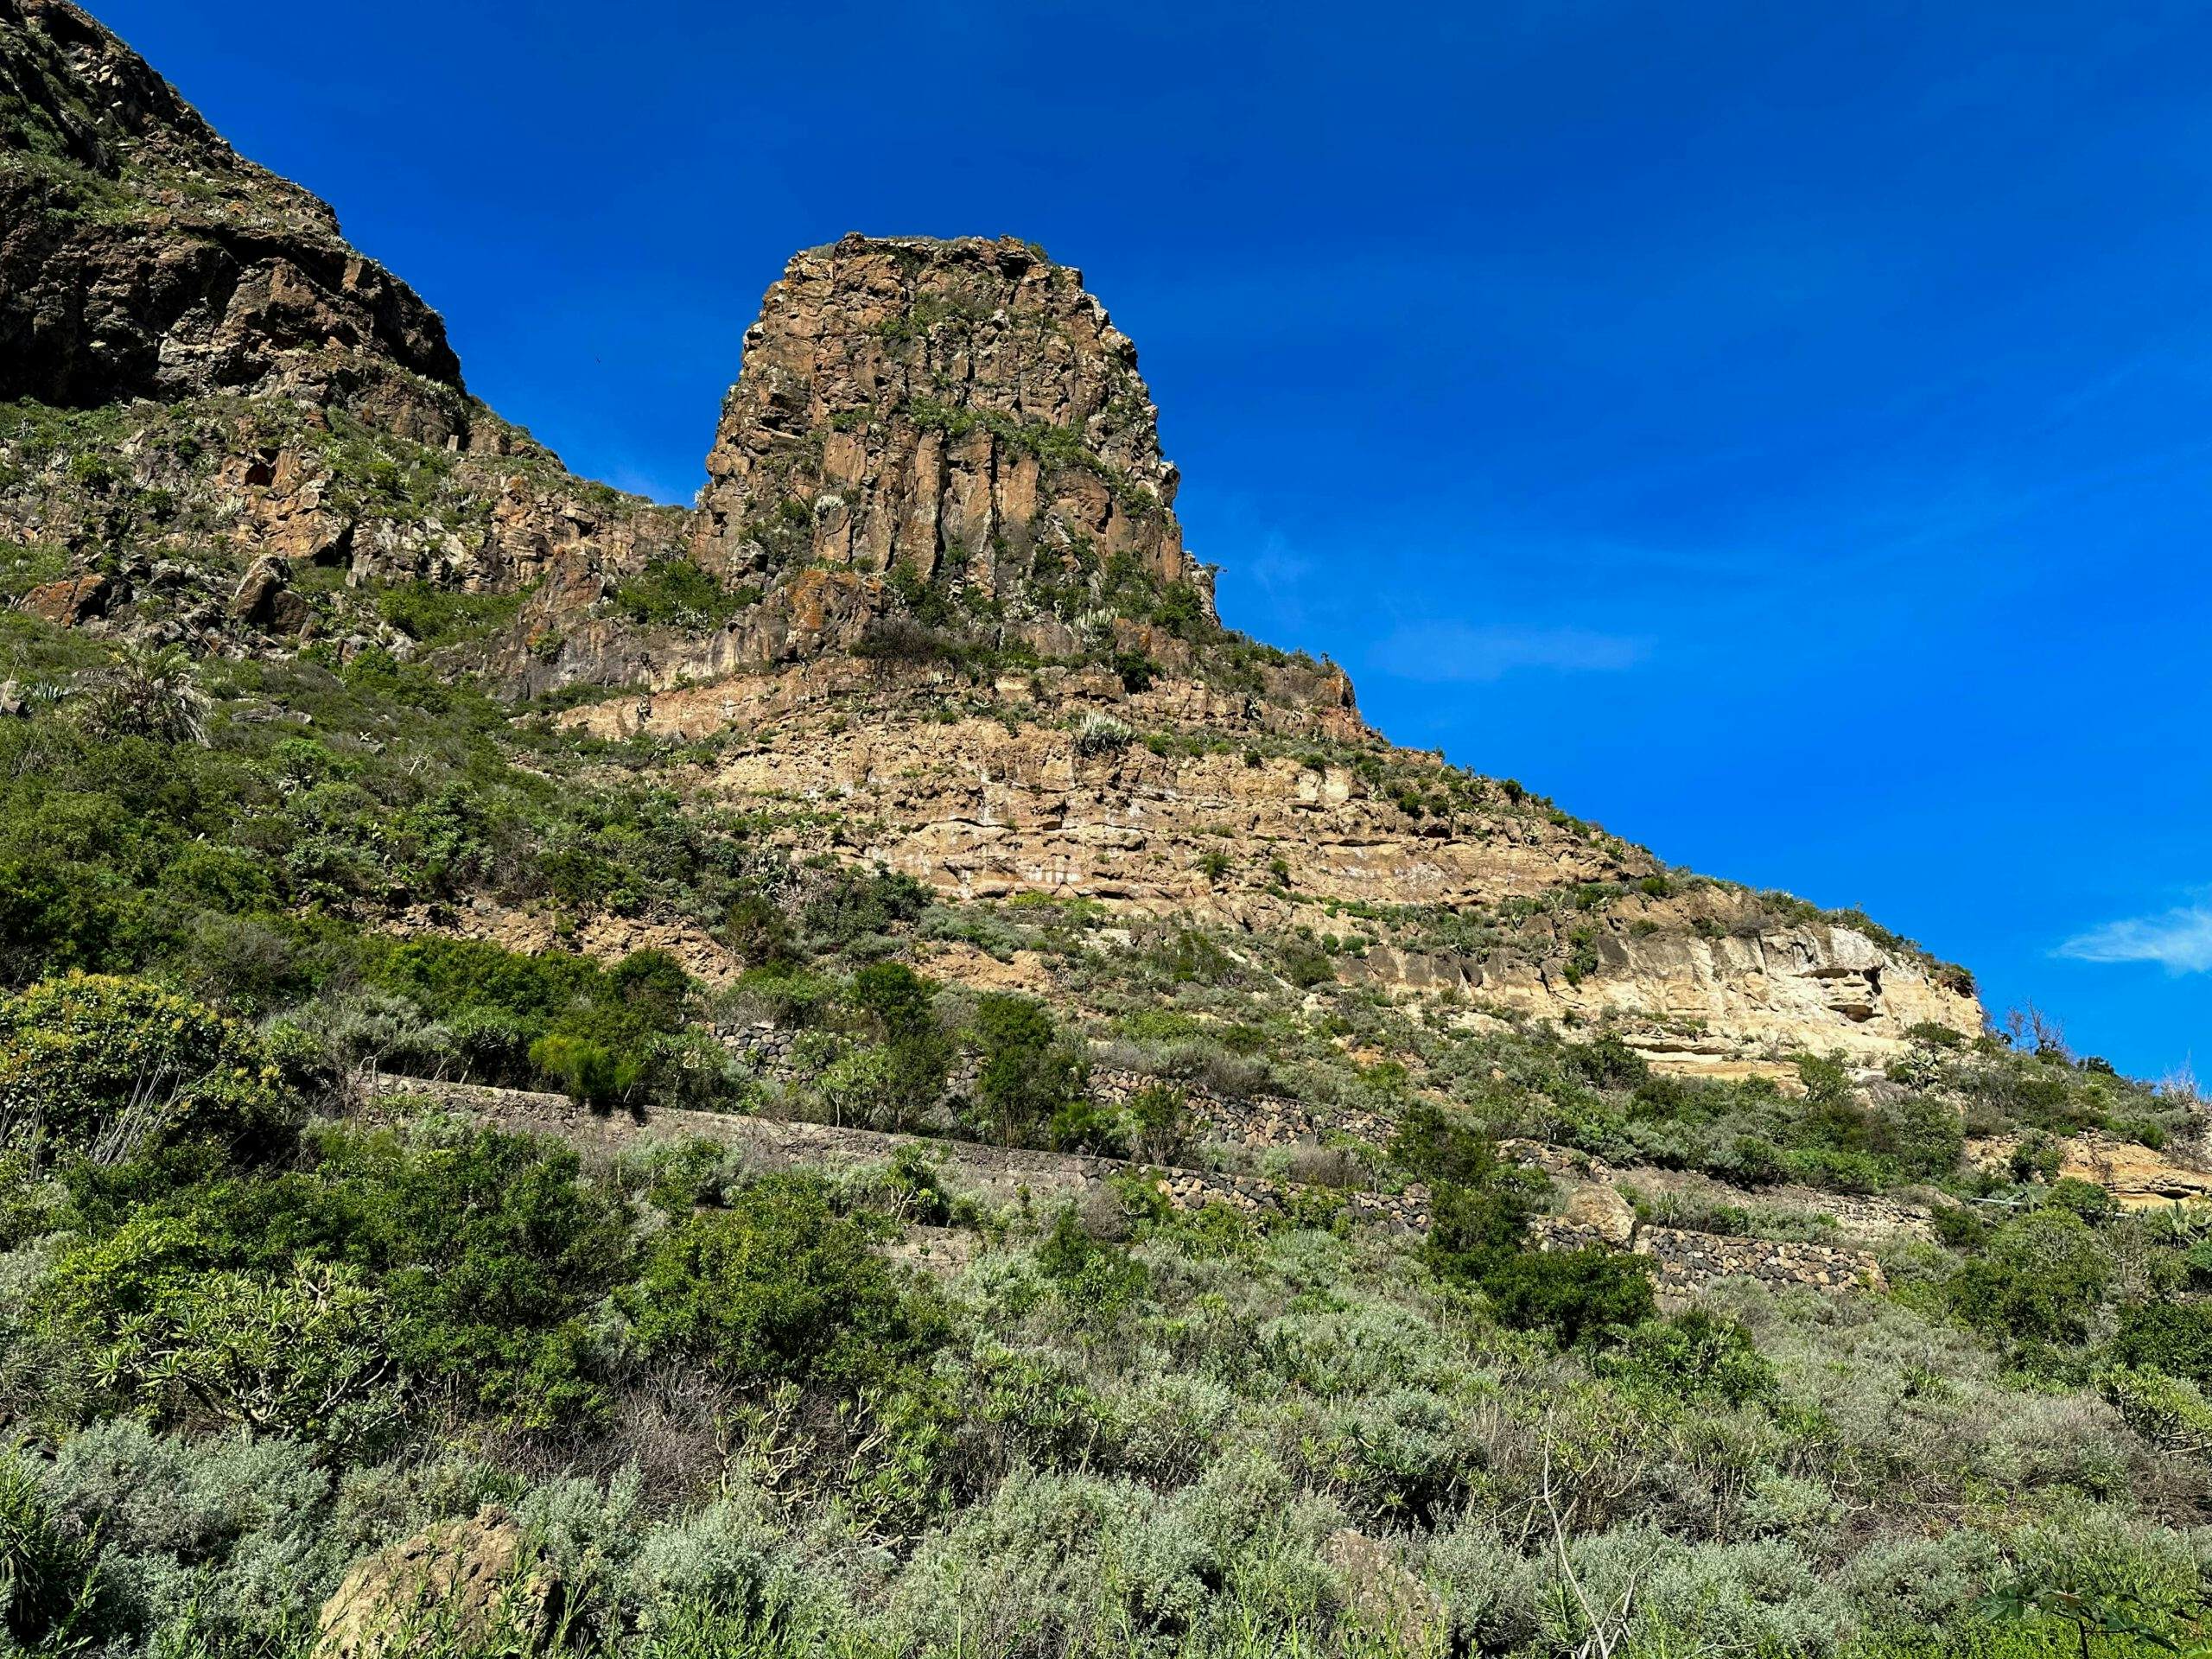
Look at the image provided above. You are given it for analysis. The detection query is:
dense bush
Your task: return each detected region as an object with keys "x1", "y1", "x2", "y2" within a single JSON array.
[
  {"x1": 622, "y1": 1174, "x2": 944, "y2": 1393},
  {"x1": 970, "y1": 994, "x2": 1086, "y2": 1146},
  {"x1": 0, "y1": 974, "x2": 296, "y2": 1159},
  {"x1": 1948, "y1": 1208, "x2": 2113, "y2": 1344}
]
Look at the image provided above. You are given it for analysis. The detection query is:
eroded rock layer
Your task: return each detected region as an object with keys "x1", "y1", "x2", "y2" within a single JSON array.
[{"x1": 557, "y1": 658, "x2": 1984, "y2": 1069}]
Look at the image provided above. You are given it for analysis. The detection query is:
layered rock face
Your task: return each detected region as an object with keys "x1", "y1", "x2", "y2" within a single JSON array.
[
  {"x1": 559, "y1": 658, "x2": 1983, "y2": 1069},
  {"x1": 695, "y1": 232, "x2": 1205, "y2": 612},
  {"x1": 501, "y1": 235, "x2": 1240, "y2": 692},
  {"x1": 0, "y1": 0, "x2": 465, "y2": 441}
]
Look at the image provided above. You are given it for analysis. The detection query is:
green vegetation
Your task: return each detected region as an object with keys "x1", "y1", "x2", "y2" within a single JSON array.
[
  {"x1": 612, "y1": 557, "x2": 760, "y2": 627},
  {"x1": 0, "y1": 550, "x2": 2200, "y2": 1656}
]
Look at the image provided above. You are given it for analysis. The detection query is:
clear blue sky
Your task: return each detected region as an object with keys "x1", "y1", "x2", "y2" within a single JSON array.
[{"x1": 95, "y1": 0, "x2": 2209, "y2": 1081}]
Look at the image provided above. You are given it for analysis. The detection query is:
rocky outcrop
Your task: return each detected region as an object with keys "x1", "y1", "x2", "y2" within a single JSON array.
[
  {"x1": 499, "y1": 234, "x2": 1229, "y2": 694},
  {"x1": 19, "y1": 567, "x2": 105, "y2": 623},
  {"x1": 314, "y1": 1506, "x2": 555, "y2": 1659},
  {"x1": 696, "y1": 233, "x2": 1204, "y2": 607},
  {"x1": 1, "y1": 0, "x2": 465, "y2": 439},
  {"x1": 1967, "y1": 1131, "x2": 2212, "y2": 1209},
  {"x1": 0, "y1": 0, "x2": 690, "y2": 656}
]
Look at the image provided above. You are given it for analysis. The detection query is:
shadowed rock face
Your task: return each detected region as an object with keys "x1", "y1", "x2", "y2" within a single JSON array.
[
  {"x1": 695, "y1": 232, "x2": 1210, "y2": 616},
  {"x1": 0, "y1": 0, "x2": 465, "y2": 438}
]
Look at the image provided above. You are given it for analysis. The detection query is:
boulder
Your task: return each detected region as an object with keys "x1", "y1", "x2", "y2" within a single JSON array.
[
  {"x1": 230, "y1": 556, "x2": 311, "y2": 633},
  {"x1": 20, "y1": 571, "x2": 111, "y2": 626},
  {"x1": 313, "y1": 1505, "x2": 556, "y2": 1659},
  {"x1": 1560, "y1": 1182, "x2": 1637, "y2": 1248}
]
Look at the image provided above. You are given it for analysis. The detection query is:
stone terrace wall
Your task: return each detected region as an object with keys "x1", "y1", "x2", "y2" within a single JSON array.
[
  {"x1": 1089, "y1": 1066, "x2": 1394, "y2": 1150},
  {"x1": 359, "y1": 1076, "x2": 1883, "y2": 1299},
  {"x1": 357, "y1": 1076, "x2": 1428, "y2": 1232},
  {"x1": 1502, "y1": 1139, "x2": 1936, "y2": 1248},
  {"x1": 717, "y1": 1025, "x2": 1395, "y2": 1153},
  {"x1": 1528, "y1": 1214, "x2": 1886, "y2": 1298},
  {"x1": 1636, "y1": 1226, "x2": 1886, "y2": 1297}
]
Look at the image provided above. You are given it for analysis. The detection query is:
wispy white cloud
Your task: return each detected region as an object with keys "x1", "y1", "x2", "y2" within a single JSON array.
[
  {"x1": 1243, "y1": 529, "x2": 1313, "y2": 594},
  {"x1": 2057, "y1": 906, "x2": 2212, "y2": 975},
  {"x1": 1372, "y1": 622, "x2": 1648, "y2": 683}
]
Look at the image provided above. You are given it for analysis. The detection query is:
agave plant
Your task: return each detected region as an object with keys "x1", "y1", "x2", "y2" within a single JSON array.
[{"x1": 77, "y1": 644, "x2": 210, "y2": 745}]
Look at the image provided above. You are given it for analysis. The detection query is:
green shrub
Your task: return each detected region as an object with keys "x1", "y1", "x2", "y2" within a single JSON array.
[
  {"x1": 621, "y1": 1175, "x2": 942, "y2": 1393},
  {"x1": 2100, "y1": 1364, "x2": 2212, "y2": 1455},
  {"x1": 1599, "y1": 1309, "x2": 1777, "y2": 1405},
  {"x1": 1045, "y1": 1097, "x2": 1128, "y2": 1157},
  {"x1": 970, "y1": 995, "x2": 1085, "y2": 1147},
  {"x1": 612, "y1": 557, "x2": 757, "y2": 626},
  {"x1": 36, "y1": 1220, "x2": 404, "y2": 1441},
  {"x1": 1948, "y1": 1209, "x2": 2112, "y2": 1344},
  {"x1": 0, "y1": 975, "x2": 294, "y2": 1158},
  {"x1": 800, "y1": 865, "x2": 929, "y2": 953},
  {"x1": 1479, "y1": 1247, "x2": 1655, "y2": 1345},
  {"x1": 1873, "y1": 1094, "x2": 1966, "y2": 1179},
  {"x1": 848, "y1": 962, "x2": 950, "y2": 1126},
  {"x1": 1279, "y1": 938, "x2": 1336, "y2": 988},
  {"x1": 1035, "y1": 1206, "x2": 1147, "y2": 1325},
  {"x1": 2110, "y1": 1300, "x2": 2212, "y2": 1387},
  {"x1": 726, "y1": 893, "x2": 803, "y2": 970},
  {"x1": 1128, "y1": 1082, "x2": 1194, "y2": 1165}
]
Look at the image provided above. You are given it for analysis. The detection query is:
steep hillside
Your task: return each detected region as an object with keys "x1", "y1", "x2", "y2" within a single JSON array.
[{"x1": 3, "y1": 8, "x2": 2209, "y2": 1659}]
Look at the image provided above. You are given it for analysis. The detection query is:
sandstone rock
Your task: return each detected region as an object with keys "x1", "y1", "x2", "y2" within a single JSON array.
[
  {"x1": 1967, "y1": 1131, "x2": 2212, "y2": 1210},
  {"x1": 1561, "y1": 1182, "x2": 1637, "y2": 1247},
  {"x1": 20, "y1": 570, "x2": 110, "y2": 625},
  {"x1": 314, "y1": 1506, "x2": 554, "y2": 1659}
]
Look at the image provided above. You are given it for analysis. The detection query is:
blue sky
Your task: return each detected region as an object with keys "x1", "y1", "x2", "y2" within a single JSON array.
[{"x1": 97, "y1": 0, "x2": 2209, "y2": 1079}]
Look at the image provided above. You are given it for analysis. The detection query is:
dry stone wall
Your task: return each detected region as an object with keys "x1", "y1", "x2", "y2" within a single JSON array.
[
  {"x1": 1526, "y1": 1214, "x2": 1886, "y2": 1298},
  {"x1": 359, "y1": 1074, "x2": 1887, "y2": 1298},
  {"x1": 715, "y1": 1029, "x2": 1392, "y2": 1152},
  {"x1": 357, "y1": 1075, "x2": 1430, "y2": 1233}
]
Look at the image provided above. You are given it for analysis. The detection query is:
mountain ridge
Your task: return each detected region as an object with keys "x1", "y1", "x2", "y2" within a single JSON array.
[{"x1": 0, "y1": 0, "x2": 1983, "y2": 1075}]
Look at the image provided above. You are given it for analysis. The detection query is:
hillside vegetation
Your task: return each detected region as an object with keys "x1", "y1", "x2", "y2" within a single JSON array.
[{"x1": 0, "y1": 614, "x2": 2207, "y2": 1659}]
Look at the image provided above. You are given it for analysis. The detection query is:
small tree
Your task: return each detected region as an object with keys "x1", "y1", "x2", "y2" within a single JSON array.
[
  {"x1": 1128, "y1": 1082, "x2": 1195, "y2": 1165},
  {"x1": 970, "y1": 994, "x2": 1085, "y2": 1147}
]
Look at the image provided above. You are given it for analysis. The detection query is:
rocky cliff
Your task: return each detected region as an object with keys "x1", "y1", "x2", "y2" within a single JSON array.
[
  {"x1": 0, "y1": 0, "x2": 1986, "y2": 1073},
  {"x1": 495, "y1": 232, "x2": 1228, "y2": 696},
  {"x1": 0, "y1": 0, "x2": 461, "y2": 435},
  {"x1": 697, "y1": 233, "x2": 1201, "y2": 611}
]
